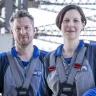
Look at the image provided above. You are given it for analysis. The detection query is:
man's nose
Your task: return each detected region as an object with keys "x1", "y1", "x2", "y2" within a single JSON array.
[{"x1": 20, "y1": 28, "x2": 26, "y2": 34}]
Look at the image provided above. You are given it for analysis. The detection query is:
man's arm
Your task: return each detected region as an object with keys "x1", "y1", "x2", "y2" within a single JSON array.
[{"x1": 0, "y1": 52, "x2": 9, "y2": 93}]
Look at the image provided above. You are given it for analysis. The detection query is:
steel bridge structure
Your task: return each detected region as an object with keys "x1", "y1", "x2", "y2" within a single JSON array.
[{"x1": 0, "y1": 0, "x2": 96, "y2": 44}]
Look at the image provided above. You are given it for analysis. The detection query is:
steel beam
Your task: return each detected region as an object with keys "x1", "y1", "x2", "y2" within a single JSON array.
[{"x1": 5, "y1": 0, "x2": 13, "y2": 31}]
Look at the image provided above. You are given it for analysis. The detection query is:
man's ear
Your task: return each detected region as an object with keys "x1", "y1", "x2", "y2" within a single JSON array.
[{"x1": 10, "y1": 30, "x2": 14, "y2": 37}]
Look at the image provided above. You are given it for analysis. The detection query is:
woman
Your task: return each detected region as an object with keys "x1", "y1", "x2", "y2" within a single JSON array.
[{"x1": 41, "y1": 5, "x2": 96, "y2": 96}]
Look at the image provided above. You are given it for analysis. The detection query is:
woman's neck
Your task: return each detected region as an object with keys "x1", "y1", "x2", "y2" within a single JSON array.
[{"x1": 63, "y1": 39, "x2": 79, "y2": 58}]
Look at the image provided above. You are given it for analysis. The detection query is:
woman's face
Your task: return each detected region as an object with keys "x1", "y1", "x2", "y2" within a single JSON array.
[{"x1": 61, "y1": 9, "x2": 85, "y2": 40}]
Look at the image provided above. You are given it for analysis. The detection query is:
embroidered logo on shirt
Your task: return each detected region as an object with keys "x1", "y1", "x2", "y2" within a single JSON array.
[{"x1": 81, "y1": 65, "x2": 88, "y2": 71}]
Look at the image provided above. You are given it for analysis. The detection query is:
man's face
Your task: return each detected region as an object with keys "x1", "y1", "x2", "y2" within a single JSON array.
[{"x1": 11, "y1": 17, "x2": 35, "y2": 47}]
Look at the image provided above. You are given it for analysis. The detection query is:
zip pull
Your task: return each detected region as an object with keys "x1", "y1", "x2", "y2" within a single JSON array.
[{"x1": 24, "y1": 67, "x2": 27, "y2": 77}]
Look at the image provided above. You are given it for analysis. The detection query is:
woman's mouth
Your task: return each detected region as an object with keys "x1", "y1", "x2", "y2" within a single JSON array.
[{"x1": 67, "y1": 30, "x2": 75, "y2": 33}]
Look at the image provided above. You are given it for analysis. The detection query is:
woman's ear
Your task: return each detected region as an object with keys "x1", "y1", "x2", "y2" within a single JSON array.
[
  {"x1": 83, "y1": 23, "x2": 85, "y2": 27},
  {"x1": 82, "y1": 23, "x2": 85, "y2": 31}
]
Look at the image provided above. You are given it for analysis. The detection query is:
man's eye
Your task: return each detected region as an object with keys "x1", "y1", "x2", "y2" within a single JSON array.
[
  {"x1": 16, "y1": 28, "x2": 21, "y2": 31},
  {"x1": 25, "y1": 26, "x2": 29, "y2": 30}
]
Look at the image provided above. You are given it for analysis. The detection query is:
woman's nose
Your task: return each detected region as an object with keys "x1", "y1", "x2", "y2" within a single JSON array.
[{"x1": 68, "y1": 21, "x2": 74, "y2": 27}]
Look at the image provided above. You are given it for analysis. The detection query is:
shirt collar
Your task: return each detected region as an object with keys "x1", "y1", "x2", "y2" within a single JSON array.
[
  {"x1": 54, "y1": 40, "x2": 84, "y2": 56},
  {"x1": 11, "y1": 45, "x2": 40, "y2": 58}
]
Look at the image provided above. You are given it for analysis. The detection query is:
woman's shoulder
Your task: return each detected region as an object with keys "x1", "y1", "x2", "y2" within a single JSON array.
[
  {"x1": 85, "y1": 42, "x2": 96, "y2": 57},
  {"x1": 85, "y1": 41, "x2": 96, "y2": 48}
]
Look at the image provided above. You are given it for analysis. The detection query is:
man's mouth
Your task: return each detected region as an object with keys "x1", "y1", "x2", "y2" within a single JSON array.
[{"x1": 21, "y1": 36, "x2": 28, "y2": 38}]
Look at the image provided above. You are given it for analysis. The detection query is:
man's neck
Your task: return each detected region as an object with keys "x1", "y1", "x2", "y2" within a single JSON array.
[{"x1": 16, "y1": 44, "x2": 34, "y2": 62}]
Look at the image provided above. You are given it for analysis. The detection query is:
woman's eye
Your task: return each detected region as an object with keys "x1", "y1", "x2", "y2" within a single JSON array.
[
  {"x1": 63, "y1": 19, "x2": 69, "y2": 23},
  {"x1": 74, "y1": 20, "x2": 79, "y2": 23}
]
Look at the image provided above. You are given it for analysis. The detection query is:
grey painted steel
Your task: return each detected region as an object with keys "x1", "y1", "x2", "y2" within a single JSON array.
[
  {"x1": 0, "y1": 33, "x2": 13, "y2": 52},
  {"x1": 5, "y1": 0, "x2": 13, "y2": 29}
]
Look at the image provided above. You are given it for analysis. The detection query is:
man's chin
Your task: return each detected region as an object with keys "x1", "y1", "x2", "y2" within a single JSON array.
[
  {"x1": 19, "y1": 42, "x2": 28, "y2": 46},
  {"x1": 21, "y1": 41, "x2": 32, "y2": 46}
]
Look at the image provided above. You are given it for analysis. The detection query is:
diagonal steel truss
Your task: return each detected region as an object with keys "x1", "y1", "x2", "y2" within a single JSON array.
[
  {"x1": 0, "y1": 0, "x2": 96, "y2": 43},
  {"x1": 34, "y1": 0, "x2": 96, "y2": 43}
]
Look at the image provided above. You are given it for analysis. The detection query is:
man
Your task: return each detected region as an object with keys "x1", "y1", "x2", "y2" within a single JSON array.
[{"x1": 0, "y1": 10, "x2": 47, "y2": 96}]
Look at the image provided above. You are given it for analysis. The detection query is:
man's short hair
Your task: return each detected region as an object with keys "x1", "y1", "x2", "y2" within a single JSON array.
[{"x1": 9, "y1": 10, "x2": 34, "y2": 27}]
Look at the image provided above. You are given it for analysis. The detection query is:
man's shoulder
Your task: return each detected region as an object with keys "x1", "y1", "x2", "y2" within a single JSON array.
[
  {"x1": 0, "y1": 52, "x2": 9, "y2": 71},
  {"x1": 0, "y1": 52, "x2": 9, "y2": 65},
  {"x1": 0, "y1": 52, "x2": 7, "y2": 58}
]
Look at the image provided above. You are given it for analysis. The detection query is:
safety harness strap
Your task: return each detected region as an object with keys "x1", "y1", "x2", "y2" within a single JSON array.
[
  {"x1": 58, "y1": 47, "x2": 87, "y2": 96},
  {"x1": 7, "y1": 52, "x2": 22, "y2": 88},
  {"x1": 50, "y1": 52, "x2": 67, "y2": 82},
  {"x1": 67, "y1": 47, "x2": 87, "y2": 85},
  {"x1": 49, "y1": 52, "x2": 56, "y2": 67},
  {"x1": 7, "y1": 52, "x2": 38, "y2": 93},
  {"x1": 56, "y1": 57, "x2": 67, "y2": 83},
  {"x1": 49, "y1": 46, "x2": 87, "y2": 96},
  {"x1": 22, "y1": 58, "x2": 38, "y2": 89}
]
